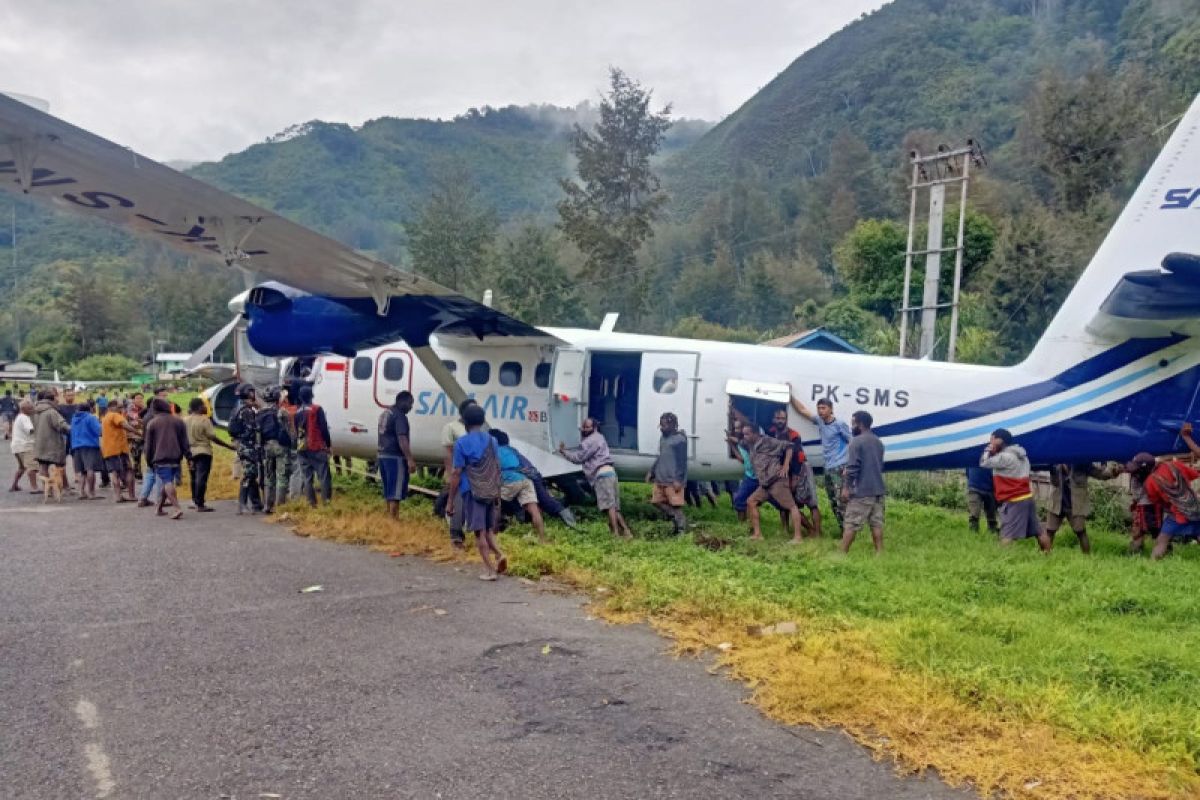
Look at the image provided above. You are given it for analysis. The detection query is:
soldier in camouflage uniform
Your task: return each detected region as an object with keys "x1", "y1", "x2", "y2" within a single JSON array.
[
  {"x1": 229, "y1": 383, "x2": 263, "y2": 515},
  {"x1": 257, "y1": 385, "x2": 294, "y2": 513}
]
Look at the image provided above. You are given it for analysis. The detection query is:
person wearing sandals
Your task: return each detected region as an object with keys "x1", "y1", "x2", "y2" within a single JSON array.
[
  {"x1": 446, "y1": 403, "x2": 507, "y2": 581},
  {"x1": 143, "y1": 398, "x2": 191, "y2": 520}
]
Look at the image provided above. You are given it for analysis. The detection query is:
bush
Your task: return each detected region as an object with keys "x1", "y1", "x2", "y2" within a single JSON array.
[
  {"x1": 66, "y1": 354, "x2": 142, "y2": 382},
  {"x1": 886, "y1": 471, "x2": 966, "y2": 511}
]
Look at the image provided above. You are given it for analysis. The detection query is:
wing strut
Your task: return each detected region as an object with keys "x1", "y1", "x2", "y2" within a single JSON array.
[
  {"x1": 8, "y1": 135, "x2": 41, "y2": 193},
  {"x1": 411, "y1": 345, "x2": 468, "y2": 409}
]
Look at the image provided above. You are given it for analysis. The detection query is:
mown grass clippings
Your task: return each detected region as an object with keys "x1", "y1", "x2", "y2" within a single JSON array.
[{"x1": 267, "y1": 474, "x2": 1200, "y2": 799}]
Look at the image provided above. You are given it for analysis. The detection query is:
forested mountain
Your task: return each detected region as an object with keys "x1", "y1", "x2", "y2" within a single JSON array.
[
  {"x1": 2, "y1": 0, "x2": 1199, "y2": 372},
  {"x1": 640, "y1": 0, "x2": 1200, "y2": 362},
  {"x1": 188, "y1": 105, "x2": 710, "y2": 264},
  {"x1": 666, "y1": 0, "x2": 1200, "y2": 211}
]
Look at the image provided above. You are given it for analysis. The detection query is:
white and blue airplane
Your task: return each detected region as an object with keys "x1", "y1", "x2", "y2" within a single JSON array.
[{"x1": 2, "y1": 91, "x2": 1198, "y2": 479}]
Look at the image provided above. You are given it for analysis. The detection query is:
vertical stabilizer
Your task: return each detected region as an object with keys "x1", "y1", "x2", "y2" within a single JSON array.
[{"x1": 1024, "y1": 93, "x2": 1200, "y2": 374}]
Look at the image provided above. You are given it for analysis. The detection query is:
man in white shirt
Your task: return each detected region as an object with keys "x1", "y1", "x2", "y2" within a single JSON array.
[{"x1": 9, "y1": 399, "x2": 37, "y2": 491}]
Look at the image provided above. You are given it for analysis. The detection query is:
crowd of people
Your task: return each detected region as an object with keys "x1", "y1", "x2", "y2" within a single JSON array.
[
  {"x1": 967, "y1": 423, "x2": 1200, "y2": 559},
  {"x1": 0, "y1": 380, "x2": 337, "y2": 520},
  {"x1": 4, "y1": 380, "x2": 1199, "y2": 566}
]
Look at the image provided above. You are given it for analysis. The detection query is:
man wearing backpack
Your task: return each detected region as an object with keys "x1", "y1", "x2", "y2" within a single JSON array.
[
  {"x1": 1143, "y1": 453, "x2": 1200, "y2": 560},
  {"x1": 257, "y1": 385, "x2": 294, "y2": 513},
  {"x1": 446, "y1": 404, "x2": 506, "y2": 581},
  {"x1": 228, "y1": 384, "x2": 264, "y2": 515},
  {"x1": 294, "y1": 385, "x2": 333, "y2": 508}
]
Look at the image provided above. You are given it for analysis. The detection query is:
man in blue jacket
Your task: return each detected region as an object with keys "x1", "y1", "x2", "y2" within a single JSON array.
[{"x1": 70, "y1": 401, "x2": 104, "y2": 500}]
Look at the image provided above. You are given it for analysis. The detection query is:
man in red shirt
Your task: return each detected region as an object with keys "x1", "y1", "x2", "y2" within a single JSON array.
[{"x1": 1142, "y1": 454, "x2": 1200, "y2": 559}]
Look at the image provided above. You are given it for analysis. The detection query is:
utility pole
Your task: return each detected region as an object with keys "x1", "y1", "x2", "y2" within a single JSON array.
[
  {"x1": 898, "y1": 140, "x2": 986, "y2": 361},
  {"x1": 10, "y1": 200, "x2": 19, "y2": 358}
]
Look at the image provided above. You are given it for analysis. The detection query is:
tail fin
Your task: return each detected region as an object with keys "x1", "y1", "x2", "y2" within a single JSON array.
[{"x1": 1024, "y1": 92, "x2": 1200, "y2": 374}]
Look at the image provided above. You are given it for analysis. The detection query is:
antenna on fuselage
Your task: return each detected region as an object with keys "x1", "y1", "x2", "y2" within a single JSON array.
[
  {"x1": 482, "y1": 289, "x2": 494, "y2": 308},
  {"x1": 599, "y1": 313, "x2": 619, "y2": 333}
]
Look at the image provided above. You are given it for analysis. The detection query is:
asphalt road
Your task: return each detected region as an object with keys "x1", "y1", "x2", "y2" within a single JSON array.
[{"x1": 0, "y1": 456, "x2": 971, "y2": 800}]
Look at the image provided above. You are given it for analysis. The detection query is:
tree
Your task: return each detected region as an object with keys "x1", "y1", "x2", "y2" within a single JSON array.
[
  {"x1": 984, "y1": 210, "x2": 1080, "y2": 361},
  {"x1": 1022, "y1": 67, "x2": 1138, "y2": 211},
  {"x1": 405, "y1": 171, "x2": 497, "y2": 292},
  {"x1": 490, "y1": 225, "x2": 580, "y2": 325},
  {"x1": 669, "y1": 316, "x2": 762, "y2": 344},
  {"x1": 67, "y1": 354, "x2": 141, "y2": 382},
  {"x1": 735, "y1": 249, "x2": 829, "y2": 331},
  {"x1": 818, "y1": 299, "x2": 887, "y2": 349},
  {"x1": 675, "y1": 241, "x2": 738, "y2": 327},
  {"x1": 834, "y1": 212, "x2": 996, "y2": 319},
  {"x1": 558, "y1": 68, "x2": 672, "y2": 320}
]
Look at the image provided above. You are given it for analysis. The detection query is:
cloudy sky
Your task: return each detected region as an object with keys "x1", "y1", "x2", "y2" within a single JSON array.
[{"x1": 2, "y1": 1, "x2": 886, "y2": 163}]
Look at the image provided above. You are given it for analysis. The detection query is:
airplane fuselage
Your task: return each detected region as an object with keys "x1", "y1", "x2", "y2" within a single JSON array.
[{"x1": 294, "y1": 326, "x2": 1199, "y2": 479}]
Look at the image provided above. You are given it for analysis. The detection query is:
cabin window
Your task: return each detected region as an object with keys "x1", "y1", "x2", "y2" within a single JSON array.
[
  {"x1": 352, "y1": 356, "x2": 373, "y2": 381},
  {"x1": 498, "y1": 361, "x2": 522, "y2": 387},
  {"x1": 442, "y1": 360, "x2": 457, "y2": 375},
  {"x1": 534, "y1": 362, "x2": 551, "y2": 389},
  {"x1": 652, "y1": 368, "x2": 679, "y2": 394},
  {"x1": 382, "y1": 357, "x2": 405, "y2": 382},
  {"x1": 468, "y1": 360, "x2": 490, "y2": 385}
]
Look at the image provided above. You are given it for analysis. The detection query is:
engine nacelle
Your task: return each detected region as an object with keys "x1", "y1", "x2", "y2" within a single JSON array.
[{"x1": 244, "y1": 291, "x2": 402, "y2": 358}]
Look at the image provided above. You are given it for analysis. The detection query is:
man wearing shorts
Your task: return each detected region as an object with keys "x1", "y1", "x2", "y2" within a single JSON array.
[
  {"x1": 767, "y1": 405, "x2": 819, "y2": 538},
  {"x1": 560, "y1": 417, "x2": 633, "y2": 539},
  {"x1": 742, "y1": 425, "x2": 803, "y2": 542},
  {"x1": 980, "y1": 428, "x2": 1052, "y2": 552},
  {"x1": 1045, "y1": 461, "x2": 1122, "y2": 554},
  {"x1": 840, "y1": 411, "x2": 886, "y2": 554},
  {"x1": 143, "y1": 398, "x2": 191, "y2": 520},
  {"x1": 647, "y1": 412, "x2": 688, "y2": 534},
  {"x1": 1143, "y1": 455, "x2": 1200, "y2": 560},
  {"x1": 69, "y1": 401, "x2": 104, "y2": 500},
  {"x1": 376, "y1": 390, "x2": 415, "y2": 520},
  {"x1": 8, "y1": 399, "x2": 37, "y2": 491},
  {"x1": 101, "y1": 401, "x2": 135, "y2": 502},
  {"x1": 493, "y1": 429, "x2": 547, "y2": 543},
  {"x1": 446, "y1": 404, "x2": 507, "y2": 580},
  {"x1": 440, "y1": 400, "x2": 485, "y2": 547},
  {"x1": 791, "y1": 394, "x2": 852, "y2": 527}
]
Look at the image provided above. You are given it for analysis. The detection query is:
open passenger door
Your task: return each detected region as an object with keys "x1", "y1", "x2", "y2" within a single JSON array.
[{"x1": 548, "y1": 348, "x2": 588, "y2": 451}]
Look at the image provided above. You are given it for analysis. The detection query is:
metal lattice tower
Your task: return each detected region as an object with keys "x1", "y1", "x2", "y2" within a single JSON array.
[{"x1": 898, "y1": 140, "x2": 986, "y2": 361}]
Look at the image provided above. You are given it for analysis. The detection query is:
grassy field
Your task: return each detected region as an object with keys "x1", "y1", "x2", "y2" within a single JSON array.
[{"x1": 270, "y1": 471, "x2": 1200, "y2": 800}]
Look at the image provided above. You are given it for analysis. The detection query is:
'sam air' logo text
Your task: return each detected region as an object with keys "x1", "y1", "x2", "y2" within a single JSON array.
[{"x1": 1161, "y1": 188, "x2": 1200, "y2": 209}]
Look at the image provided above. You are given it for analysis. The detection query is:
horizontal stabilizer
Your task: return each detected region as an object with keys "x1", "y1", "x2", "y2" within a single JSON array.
[{"x1": 1085, "y1": 252, "x2": 1200, "y2": 340}]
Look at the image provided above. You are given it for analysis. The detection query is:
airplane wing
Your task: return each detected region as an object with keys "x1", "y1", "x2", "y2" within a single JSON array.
[{"x1": 0, "y1": 93, "x2": 560, "y2": 345}]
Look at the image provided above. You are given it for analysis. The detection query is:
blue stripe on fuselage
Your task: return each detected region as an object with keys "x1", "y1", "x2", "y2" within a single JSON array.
[
  {"x1": 874, "y1": 335, "x2": 1186, "y2": 438},
  {"x1": 888, "y1": 360, "x2": 1166, "y2": 451},
  {"x1": 888, "y1": 363, "x2": 1200, "y2": 469}
]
